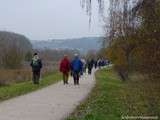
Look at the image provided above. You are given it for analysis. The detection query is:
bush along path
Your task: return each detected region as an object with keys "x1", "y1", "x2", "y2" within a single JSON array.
[{"x1": 0, "y1": 70, "x2": 96, "y2": 120}]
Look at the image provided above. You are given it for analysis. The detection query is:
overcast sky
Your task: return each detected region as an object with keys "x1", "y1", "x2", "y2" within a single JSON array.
[{"x1": 0, "y1": 0, "x2": 109, "y2": 40}]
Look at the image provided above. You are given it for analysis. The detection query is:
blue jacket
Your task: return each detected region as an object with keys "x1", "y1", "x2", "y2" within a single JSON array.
[{"x1": 71, "y1": 57, "x2": 83, "y2": 72}]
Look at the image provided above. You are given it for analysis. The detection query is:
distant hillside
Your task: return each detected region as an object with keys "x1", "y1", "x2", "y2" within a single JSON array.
[{"x1": 31, "y1": 37, "x2": 104, "y2": 53}]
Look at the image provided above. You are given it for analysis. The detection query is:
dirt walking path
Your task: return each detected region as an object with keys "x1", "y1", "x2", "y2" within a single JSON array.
[{"x1": 0, "y1": 71, "x2": 96, "y2": 120}]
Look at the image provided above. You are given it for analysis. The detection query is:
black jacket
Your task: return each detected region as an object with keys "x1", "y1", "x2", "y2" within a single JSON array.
[{"x1": 30, "y1": 59, "x2": 42, "y2": 72}]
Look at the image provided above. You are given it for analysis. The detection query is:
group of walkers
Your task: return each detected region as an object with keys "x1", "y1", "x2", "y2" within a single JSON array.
[
  {"x1": 30, "y1": 52, "x2": 108, "y2": 85},
  {"x1": 59, "y1": 54, "x2": 96, "y2": 85},
  {"x1": 59, "y1": 55, "x2": 109, "y2": 85},
  {"x1": 59, "y1": 54, "x2": 82, "y2": 85}
]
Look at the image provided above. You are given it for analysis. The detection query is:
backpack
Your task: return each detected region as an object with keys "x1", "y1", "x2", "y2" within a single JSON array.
[{"x1": 32, "y1": 59, "x2": 39, "y2": 67}]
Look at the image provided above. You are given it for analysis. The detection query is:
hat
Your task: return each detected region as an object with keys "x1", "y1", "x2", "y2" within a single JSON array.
[
  {"x1": 34, "y1": 53, "x2": 38, "y2": 56},
  {"x1": 74, "y1": 53, "x2": 78, "y2": 57}
]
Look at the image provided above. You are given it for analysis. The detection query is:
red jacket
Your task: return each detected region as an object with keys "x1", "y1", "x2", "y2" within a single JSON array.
[{"x1": 59, "y1": 57, "x2": 70, "y2": 73}]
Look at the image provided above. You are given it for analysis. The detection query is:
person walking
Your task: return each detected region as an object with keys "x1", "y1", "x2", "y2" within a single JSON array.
[
  {"x1": 98, "y1": 59, "x2": 102, "y2": 69},
  {"x1": 87, "y1": 59, "x2": 94, "y2": 75},
  {"x1": 30, "y1": 53, "x2": 42, "y2": 84},
  {"x1": 81, "y1": 59, "x2": 87, "y2": 74},
  {"x1": 71, "y1": 54, "x2": 83, "y2": 85},
  {"x1": 59, "y1": 55, "x2": 70, "y2": 85},
  {"x1": 94, "y1": 60, "x2": 98, "y2": 69}
]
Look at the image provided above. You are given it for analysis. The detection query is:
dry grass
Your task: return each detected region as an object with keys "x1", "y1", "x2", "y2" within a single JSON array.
[
  {"x1": 125, "y1": 74, "x2": 160, "y2": 116},
  {"x1": 0, "y1": 63, "x2": 57, "y2": 86},
  {"x1": 0, "y1": 69, "x2": 31, "y2": 85}
]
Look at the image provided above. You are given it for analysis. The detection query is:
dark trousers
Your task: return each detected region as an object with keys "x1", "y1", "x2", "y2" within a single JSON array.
[
  {"x1": 88, "y1": 68, "x2": 92, "y2": 75},
  {"x1": 32, "y1": 71, "x2": 40, "y2": 84},
  {"x1": 73, "y1": 71, "x2": 80, "y2": 85},
  {"x1": 63, "y1": 72, "x2": 69, "y2": 85}
]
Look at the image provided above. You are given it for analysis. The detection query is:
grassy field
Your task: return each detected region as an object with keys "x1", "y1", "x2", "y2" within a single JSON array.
[
  {"x1": 66, "y1": 67, "x2": 160, "y2": 120},
  {"x1": 0, "y1": 71, "x2": 61, "y2": 102}
]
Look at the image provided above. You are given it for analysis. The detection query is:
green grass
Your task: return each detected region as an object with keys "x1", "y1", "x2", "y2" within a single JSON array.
[
  {"x1": 66, "y1": 67, "x2": 160, "y2": 120},
  {"x1": 0, "y1": 71, "x2": 61, "y2": 102}
]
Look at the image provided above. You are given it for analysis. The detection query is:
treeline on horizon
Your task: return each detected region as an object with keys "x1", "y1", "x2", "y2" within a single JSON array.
[{"x1": 0, "y1": 31, "x2": 32, "y2": 69}]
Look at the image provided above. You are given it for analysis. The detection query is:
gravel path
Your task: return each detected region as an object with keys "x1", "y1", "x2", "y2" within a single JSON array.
[{"x1": 0, "y1": 71, "x2": 96, "y2": 120}]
